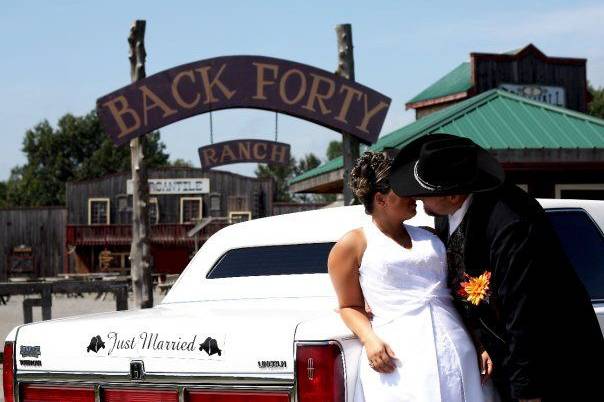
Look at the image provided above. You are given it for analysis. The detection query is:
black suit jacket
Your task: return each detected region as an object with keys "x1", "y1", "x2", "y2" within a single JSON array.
[{"x1": 436, "y1": 182, "x2": 604, "y2": 401}]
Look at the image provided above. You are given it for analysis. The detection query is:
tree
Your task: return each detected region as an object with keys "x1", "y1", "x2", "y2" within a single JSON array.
[
  {"x1": 170, "y1": 159, "x2": 194, "y2": 168},
  {"x1": 326, "y1": 140, "x2": 343, "y2": 160},
  {"x1": 0, "y1": 181, "x2": 7, "y2": 208},
  {"x1": 296, "y1": 153, "x2": 321, "y2": 175},
  {"x1": 588, "y1": 85, "x2": 604, "y2": 119},
  {"x1": 6, "y1": 111, "x2": 170, "y2": 207},
  {"x1": 255, "y1": 156, "x2": 298, "y2": 202},
  {"x1": 255, "y1": 153, "x2": 323, "y2": 202}
]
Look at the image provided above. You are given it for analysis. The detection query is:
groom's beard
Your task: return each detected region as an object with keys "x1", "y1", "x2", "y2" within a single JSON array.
[{"x1": 423, "y1": 205, "x2": 446, "y2": 217}]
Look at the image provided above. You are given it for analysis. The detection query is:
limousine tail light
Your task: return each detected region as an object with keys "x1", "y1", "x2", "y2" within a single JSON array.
[
  {"x1": 103, "y1": 388, "x2": 178, "y2": 402},
  {"x1": 21, "y1": 385, "x2": 94, "y2": 402},
  {"x1": 3, "y1": 342, "x2": 15, "y2": 402},
  {"x1": 187, "y1": 390, "x2": 290, "y2": 401},
  {"x1": 296, "y1": 342, "x2": 345, "y2": 402}
]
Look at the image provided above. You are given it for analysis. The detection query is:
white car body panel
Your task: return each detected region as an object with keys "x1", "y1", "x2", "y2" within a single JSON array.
[{"x1": 4, "y1": 200, "x2": 604, "y2": 402}]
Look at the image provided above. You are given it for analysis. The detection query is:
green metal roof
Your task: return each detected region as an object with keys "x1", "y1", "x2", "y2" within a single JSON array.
[
  {"x1": 290, "y1": 89, "x2": 604, "y2": 185},
  {"x1": 290, "y1": 154, "x2": 344, "y2": 184},
  {"x1": 407, "y1": 62, "x2": 472, "y2": 105}
]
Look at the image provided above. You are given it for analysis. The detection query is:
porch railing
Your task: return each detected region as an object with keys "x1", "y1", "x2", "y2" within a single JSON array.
[{"x1": 66, "y1": 222, "x2": 228, "y2": 246}]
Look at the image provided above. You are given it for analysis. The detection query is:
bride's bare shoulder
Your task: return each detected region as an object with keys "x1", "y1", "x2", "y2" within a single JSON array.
[
  {"x1": 338, "y1": 227, "x2": 366, "y2": 247},
  {"x1": 329, "y1": 228, "x2": 366, "y2": 262}
]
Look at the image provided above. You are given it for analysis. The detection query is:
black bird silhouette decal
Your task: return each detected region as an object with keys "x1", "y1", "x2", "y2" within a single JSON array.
[
  {"x1": 86, "y1": 335, "x2": 105, "y2": 353},
  {"x1": 199, "y1": 337, "x2": 222, "y2": 356}
]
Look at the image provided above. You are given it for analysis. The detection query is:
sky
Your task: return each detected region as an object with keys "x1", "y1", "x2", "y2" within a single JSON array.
[{"x1": 1, "y1": 0, "x2": 603, "y2": 181}]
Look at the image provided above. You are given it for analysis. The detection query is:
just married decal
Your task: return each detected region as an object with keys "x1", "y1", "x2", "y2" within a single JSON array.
[{"x1": 86, "y1": 332, "x2": 223, "y2": 358}]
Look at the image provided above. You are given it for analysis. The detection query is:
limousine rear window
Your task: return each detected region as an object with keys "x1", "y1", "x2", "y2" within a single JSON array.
[
  {"x1": 206, "y1": 242, "x2": 336, "y2": 279},
  {"x1": 546, "y1": 209, "x2": 604, "y2": 300}
]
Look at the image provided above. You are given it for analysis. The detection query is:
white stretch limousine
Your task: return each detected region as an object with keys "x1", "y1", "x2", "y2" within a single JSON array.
[{"x1": 3, "y1": 200, "x2": 604, "y2": 402}]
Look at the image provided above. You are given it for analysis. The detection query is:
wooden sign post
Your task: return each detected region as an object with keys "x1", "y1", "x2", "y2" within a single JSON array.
[
  {"x1": 128, "y1": 20, "x2": 153, "y2": 309},
  {"x1": 336, "y1": 24, "x2": 359, "y2": 206}
]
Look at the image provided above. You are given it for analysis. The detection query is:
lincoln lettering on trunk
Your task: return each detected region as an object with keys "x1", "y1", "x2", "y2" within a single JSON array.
[{"x1": 97, "y1": 56, "x2": 391, "y2": 146}]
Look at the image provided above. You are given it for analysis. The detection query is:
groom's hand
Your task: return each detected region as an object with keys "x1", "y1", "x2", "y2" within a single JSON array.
[{"x1": 479, "y1": 350, "x2": 493, "y2": 384}]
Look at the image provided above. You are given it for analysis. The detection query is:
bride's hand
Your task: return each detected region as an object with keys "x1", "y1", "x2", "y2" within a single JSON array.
[
  {"x1": 479, "y1": 350, "x2": 493, "y2": 384},
  {"x1": 364, "y1": 334, "x2": 397, "y2": 373}
]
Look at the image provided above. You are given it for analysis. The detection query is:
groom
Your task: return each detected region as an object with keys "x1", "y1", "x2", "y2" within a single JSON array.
[{"x1": 388, "y1": 134, "x2": 604, "y2": 402}]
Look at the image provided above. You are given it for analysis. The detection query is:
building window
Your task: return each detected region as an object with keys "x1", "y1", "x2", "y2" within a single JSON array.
[
  {"x1": 149, "y1": 197, "x2": 159, "y2": 224},
  {"x1": 117, "y1": 195, "x2": 132, "y2": 224},
  {"x1": 209, "y1": 193, "x2": 221, "y2": 216},
  {"x1": 180, "y1": 197, "x2": 202, "y2": 224},
  {"x1": 88, "y1": 198, "x2": 110, "y2": 225},
  {"x1": 228, "y1": 195, "x2": 248, "y2": 213},
  {"x1": 229, "y1": 211, "x2": 252, "y2": 224},
  {"x1": 98, "y1": 249, "x2": 131, "y2": 273},
  {"x1": 555, "y1": 184, "x2": 604, "y2": 200}
]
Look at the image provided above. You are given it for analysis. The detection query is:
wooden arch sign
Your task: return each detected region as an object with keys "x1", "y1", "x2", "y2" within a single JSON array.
[
  {"x1": 199, "y1": 139, "x2": 290, "y2": 169},
  {"x1": 96, "y1": 56, "x2": 391, "y2": 146}
]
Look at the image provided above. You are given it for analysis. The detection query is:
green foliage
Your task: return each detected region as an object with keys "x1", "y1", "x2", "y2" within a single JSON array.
[
  {"x1": 326, "y1": 140, "x2": 342, "y2": 160},
  {"x1": 588, "y1": 85, "x2": 604, "y2": 119},
  {"x1": 255, "y1": 156, "x2": 298, "y2": 202},
  {"x1": 255, "y1": 153, "x2": 323, "y2": 202},
  {"x1": 0, "y1": 181, "x2": 7, "y2": 208},
  {"x1": 296, "y1": 153, "x2": 321, "y2": 174},
  {"x1": 6, "y1": 111, "x2": 170, "y2": 207},
  {"x1": 170, "y1": 159, "x2": 194, "y2": 168}
]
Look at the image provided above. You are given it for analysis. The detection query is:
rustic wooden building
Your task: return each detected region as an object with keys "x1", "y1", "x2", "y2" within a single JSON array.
[
  {"x1": 291, "y1": 45, "x2": 603, "y2": 201},
  {"x1": 290, "y1": 89, "x2": 604, "y2": 200},
  {"x1": 405, "y1": 44, "x2": 591, "y2": 119},
  {"x1": 0, "y1": 207, "x2": 67, "y2": 281},
  {"x1": 65, "y1": 167, "x2": 273, "y2": 275}
]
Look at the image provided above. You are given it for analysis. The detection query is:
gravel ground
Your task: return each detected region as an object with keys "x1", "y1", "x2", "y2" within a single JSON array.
[{"x1": 0, "y1": 290, "x2": 164, "y2": 401}]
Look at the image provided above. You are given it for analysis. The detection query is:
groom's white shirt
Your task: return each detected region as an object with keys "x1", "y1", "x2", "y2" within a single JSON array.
[{"x1": 448, "y1": 194, "x2": 473, "y2": 237}]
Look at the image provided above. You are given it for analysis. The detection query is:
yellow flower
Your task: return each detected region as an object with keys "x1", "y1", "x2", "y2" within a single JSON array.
[{"x1": 459, "y1": 271, "x2": 491, "y2": 306}]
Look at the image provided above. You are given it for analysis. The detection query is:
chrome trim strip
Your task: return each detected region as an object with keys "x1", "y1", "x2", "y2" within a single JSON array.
[
  {"x1": 16, "y1": 372, "x2": 293, "y2": 385},
  {"x1": 22, "y1": 380, "x2": 291, "y2": 390},
  {"x1": 178, "y1": 385, "x2": 185, "y2": 402},
  {"x1": 94, "y1": 384, "x2": 101, "y2": 402}
]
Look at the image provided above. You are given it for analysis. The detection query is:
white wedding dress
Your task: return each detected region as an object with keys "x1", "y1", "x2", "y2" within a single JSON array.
[{"x1": 354, "y1": 221, "x2": 498, "y2": 402}]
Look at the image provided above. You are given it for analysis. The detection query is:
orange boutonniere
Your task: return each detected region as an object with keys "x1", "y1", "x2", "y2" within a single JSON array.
[{"x1": 457, "y1": 271, "x2": 491, "y2": 306}]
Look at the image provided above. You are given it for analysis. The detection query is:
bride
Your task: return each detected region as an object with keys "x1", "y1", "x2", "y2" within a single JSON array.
[{"x1": 328, "y1": 152, "x2": 497, "y2": 402}]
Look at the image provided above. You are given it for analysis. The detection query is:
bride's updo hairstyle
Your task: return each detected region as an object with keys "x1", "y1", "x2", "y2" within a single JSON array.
[{"x1": 349, "y1": 151, "x2": 393, "y2": 214}]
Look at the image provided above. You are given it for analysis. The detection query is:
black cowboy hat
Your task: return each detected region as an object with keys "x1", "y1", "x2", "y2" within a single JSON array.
[{"x1": 389, "y1": 134, "x2": 505, "y2": 197}]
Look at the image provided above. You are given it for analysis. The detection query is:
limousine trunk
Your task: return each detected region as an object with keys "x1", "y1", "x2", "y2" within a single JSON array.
[{"x1": 4, "y1": 296, "x2": 353, "y2": 402}]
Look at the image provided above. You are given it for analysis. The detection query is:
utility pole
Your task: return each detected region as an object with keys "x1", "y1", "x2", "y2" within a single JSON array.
[
  {"x1": 128, "y1": 20, "x2": 153, "y2": 309},
  {"x1": 336, "y1": 24, "x2": 360, "y2": 205}
]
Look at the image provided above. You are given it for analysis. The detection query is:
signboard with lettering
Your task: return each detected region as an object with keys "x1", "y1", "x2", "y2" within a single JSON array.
[
  {"x1": 199, "y1": 139, "x2": 290, "y2": 169},
  {"x1": 97, "y1": 56, "x2": 391, "y2": 146},
  {"x1": 499, "y1": 83, "x2": 566, "y2": 107},
  {"x1": 126, "y1": 178, "x2": 210, "y2": 195}
]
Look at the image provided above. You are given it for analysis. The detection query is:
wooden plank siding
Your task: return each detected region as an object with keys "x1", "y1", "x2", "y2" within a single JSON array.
[
  {"x1": 0, "y1": 207, "x2": 67, "y2": 280},
  {"x1": 472, "y1": 52, "x2": 588, "y2": 113},
  {"x1": 66, "y1": 167, "x2": 274, "y2": 225}
]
